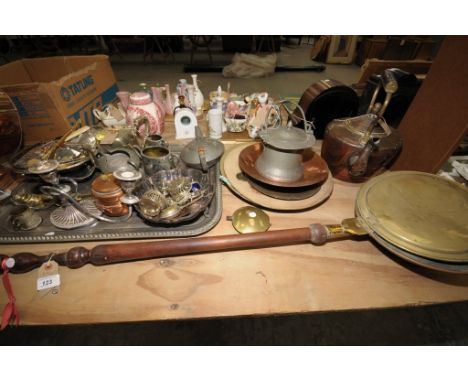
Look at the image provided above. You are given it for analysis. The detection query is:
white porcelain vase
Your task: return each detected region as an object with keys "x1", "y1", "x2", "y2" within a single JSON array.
[{"x1": 191, "y1": 74, "x2": 204, "y2": 116}]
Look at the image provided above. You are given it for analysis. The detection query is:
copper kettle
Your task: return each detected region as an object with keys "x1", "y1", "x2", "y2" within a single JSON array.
[{"x1": 321, "y1": 70, "x2": 403, "y2": 182}]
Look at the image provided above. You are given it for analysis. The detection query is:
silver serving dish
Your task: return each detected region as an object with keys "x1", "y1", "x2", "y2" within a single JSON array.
[
  {"x1": 10, "y1": 141, "x2": 92, "y2": 174},
  {"x1": 134, "y1": 167, "x2": 214, "y2": 224}
]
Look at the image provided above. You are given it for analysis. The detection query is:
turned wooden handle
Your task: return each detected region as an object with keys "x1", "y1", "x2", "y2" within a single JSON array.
[
  {"x1": 90, "y1": 227, "x2": 315, "y2": 266},
  {"x1": 1, "y1": 223, "x2": 352, "y2": 274},
  {"x1": 0, "y1": 247, "x2": 93, "y2": 274}
]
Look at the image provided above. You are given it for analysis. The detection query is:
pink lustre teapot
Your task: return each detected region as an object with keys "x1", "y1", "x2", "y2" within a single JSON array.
[{"x1": 117, "y1": 91, "x2": 165, "y2": 137}]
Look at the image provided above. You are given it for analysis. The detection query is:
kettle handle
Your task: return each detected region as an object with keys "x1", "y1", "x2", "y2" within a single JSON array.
[
  {"x1": 378, "y1": 70, "x2": 398, "y2": 117},
  {"x1": 366, "y1": 83, "x2": 382, "y2": 114}
]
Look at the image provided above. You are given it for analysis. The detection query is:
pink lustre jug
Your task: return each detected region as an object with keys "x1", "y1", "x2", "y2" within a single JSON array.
[
  {"x1": 151, "y1": 86, "x2": 168, "y2": 117},
  {"x1": 123, "y1": 91, "x2": 165, "y2": 137}
]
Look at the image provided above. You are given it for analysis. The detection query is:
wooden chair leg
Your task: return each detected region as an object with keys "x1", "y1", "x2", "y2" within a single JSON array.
[
  {"x1": 190, "y1": 45, "x2": 196, "y2": 65},
  {"x1": 153, "y1": 37, "x2": 167, "y2": 63},
  {"x1": 111, "y1": 39, "x2": 124, "y2": 60},
  {"x1": 256, "y1": 36, "x2": 264, "y2": 53},
  {"x1": 207, "y1": 45, "x2": 213, "y2": 64}
]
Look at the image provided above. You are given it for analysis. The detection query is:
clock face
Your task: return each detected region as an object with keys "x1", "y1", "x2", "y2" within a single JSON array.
[{"x1": 181, "y1": 115, "x2": 192, "y2": 125}]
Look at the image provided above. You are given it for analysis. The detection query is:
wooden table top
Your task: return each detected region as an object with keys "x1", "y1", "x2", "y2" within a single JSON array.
[{"x1": 2, "y1": 116, "x2": 468, "y2": 325}]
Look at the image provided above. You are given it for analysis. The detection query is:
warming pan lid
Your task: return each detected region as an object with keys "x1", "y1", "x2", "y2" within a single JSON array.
[{"x1": 356, "y1": 171, "x2": 468, "y2": 263}]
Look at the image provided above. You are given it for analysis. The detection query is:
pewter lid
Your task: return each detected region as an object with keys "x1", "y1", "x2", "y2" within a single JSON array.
[
  {"x1": 180, "y1": 126, "x2": 225, "y2": 168},
  {"x1": 259, "y1": 123, "x2": 315, "y2": 151}
]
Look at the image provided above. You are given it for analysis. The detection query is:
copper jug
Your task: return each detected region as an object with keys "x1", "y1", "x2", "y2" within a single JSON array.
[{"x1": 321, "y1": 69, "x2": 402, "y2": 183}]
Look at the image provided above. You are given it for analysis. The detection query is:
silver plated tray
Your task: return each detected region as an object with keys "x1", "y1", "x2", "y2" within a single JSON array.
[{"x1": 0, "y1": 146, "x2": 222, "y2": 243}]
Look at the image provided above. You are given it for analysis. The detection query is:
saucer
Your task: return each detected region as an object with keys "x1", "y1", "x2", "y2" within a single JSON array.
[{"x1": 238, "y1": 143, "x2": 329, "y2": 188}]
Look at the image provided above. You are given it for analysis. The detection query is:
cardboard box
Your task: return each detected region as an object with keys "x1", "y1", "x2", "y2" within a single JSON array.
[{"x1": 0, "y1": 55, "x2": 118, "y2": 144}]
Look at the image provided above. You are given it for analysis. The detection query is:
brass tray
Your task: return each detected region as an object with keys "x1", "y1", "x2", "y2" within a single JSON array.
[{"x1": 0, "y1": 146, "x2": 222, "y2": 243}]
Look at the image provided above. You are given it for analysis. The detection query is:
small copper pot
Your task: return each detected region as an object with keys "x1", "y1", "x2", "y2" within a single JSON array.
[{"x1": 91, "y1": 173, "x2": 129, "y2": 217}]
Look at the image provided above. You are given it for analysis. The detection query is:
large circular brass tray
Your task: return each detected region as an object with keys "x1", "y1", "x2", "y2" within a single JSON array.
[{"x1": 356, "y1": 171, "x2": 468, "y2": 263}]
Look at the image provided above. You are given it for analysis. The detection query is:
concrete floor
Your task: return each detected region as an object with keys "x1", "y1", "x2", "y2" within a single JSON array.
[
  {"x1": 111, "y1": 42, "x2": 362, "y2": 98},
  {"x1": 2, "y1": 40, "x2": 468, "y2": 345}
]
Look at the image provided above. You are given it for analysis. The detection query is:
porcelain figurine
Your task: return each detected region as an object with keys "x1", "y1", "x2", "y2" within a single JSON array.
[
  {"x1": 177, "y1": 79, "x2": 188, "y2": 97},
  {"x1": 248, "y1": 92, "x2": 276, "y2": 134}
]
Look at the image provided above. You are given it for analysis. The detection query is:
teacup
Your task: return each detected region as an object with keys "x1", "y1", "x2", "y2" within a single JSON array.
[{"x1": 93, "y1": 108, "x2": 126, "y2": 127}]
